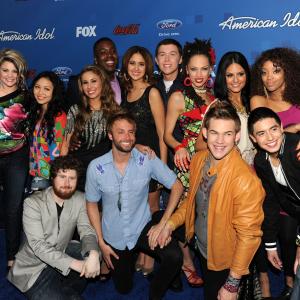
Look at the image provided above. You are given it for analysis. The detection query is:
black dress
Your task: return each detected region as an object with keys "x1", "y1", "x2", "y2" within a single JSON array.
[{"x1": 122, "y1": 86, "x2": 160, "y2": 192}]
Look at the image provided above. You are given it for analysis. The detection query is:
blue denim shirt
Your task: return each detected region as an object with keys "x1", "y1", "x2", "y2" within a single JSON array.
[{"x1": 85, "y1": 148, "x2": 177, "y2": 250}]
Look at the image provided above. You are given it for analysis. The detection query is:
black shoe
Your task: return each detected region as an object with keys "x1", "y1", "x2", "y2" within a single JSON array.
[
  {"x1": 169, "y1": 275, "x2": 183, "y2": 293},
  {"x1": 275, "y1": 285, "x2": 293, "y2": 300}
]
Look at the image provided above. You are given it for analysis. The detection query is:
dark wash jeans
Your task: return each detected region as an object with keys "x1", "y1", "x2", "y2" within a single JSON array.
[
  {"x1": 25, "y1": 241, "x2": 87, "y2": 300},
  {"x1": 107, "y1": 210, "x2": 183, "y2": 300},
  {"x1": 0, "y1": 145, "x2": 28, "y2": 260}
]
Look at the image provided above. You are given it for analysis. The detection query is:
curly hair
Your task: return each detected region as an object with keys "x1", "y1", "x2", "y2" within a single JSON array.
[
  {"x1": 182, "y1": 38, "x2": 215, "y2": 77},
  {"x1": 72, "y1": 65, "x2": 119, "y2": 144},
  {"x1": 251, "y1": 47, "x2": 300, "y2": 105},
  {"x1": 214, "y1": 51, "x2": 251, "y2": 112},
  {"x1": 120, "y1": 46, "x2": 155, "y2": 92},
  {"x1": 21, "y1": 71, "x2": 65, "y2": 143},
  {"x1": 50, "y1": 155, "x2": 83, "y2": 179},
  {"x1": 0, "y1": 48, "x2": 27, "y2": 90}
]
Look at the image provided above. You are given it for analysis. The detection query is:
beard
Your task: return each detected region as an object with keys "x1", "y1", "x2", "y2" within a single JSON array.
[
  {"x1": 113, "y1": 140, "x2": 135, "y2": 153},
  {"x1": 52, "y1": 184, "x2": 76, "y2": 200}
]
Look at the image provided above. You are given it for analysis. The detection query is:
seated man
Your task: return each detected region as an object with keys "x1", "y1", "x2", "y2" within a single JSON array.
[
  {"x1": 156, "y1": 101, "x2": 265, "y2": 300},
  {"x1": 7, "y1": 156, "x2": 100, "y2": 300},
  {"x1": 248, "y1": 107, "x2": 300, "y2": 298},
  {"x1": 85, "y1": 111, "x2": 183, "y2": 300}
]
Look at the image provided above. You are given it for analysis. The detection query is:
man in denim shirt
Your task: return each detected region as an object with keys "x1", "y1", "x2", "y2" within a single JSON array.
[{"x1": 85, "y1": 112, "x2": 183, "y2": 300}]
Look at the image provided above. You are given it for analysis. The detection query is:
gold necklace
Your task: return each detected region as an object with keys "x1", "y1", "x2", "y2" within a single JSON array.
[{"x1": 194, "y1": 86, "x2": 207, "y2": 94}]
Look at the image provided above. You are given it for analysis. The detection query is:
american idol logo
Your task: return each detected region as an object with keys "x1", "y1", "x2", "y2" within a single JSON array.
[
  {"x1": 52, "y1": 67, "x2": 72, "y2": 77},
  {"x1": 219, "y1": 12, "x2": 300, "y2": 30},
  {"x1": 0, "y1": 28, "x2": 55, "y2": 42},
  {"x1": 156, "y1": 19, "x2": 182, "y2": 30}
]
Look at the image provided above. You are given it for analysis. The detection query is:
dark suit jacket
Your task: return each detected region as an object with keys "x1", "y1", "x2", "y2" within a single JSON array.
[{"x1": 7, "y1": 187, "x2": 99, "y2": 292}]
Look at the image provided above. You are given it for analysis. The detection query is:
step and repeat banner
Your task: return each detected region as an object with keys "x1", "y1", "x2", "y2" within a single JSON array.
[{"x1": 1, "y1": 0, "x2": 300, "y2": 83}]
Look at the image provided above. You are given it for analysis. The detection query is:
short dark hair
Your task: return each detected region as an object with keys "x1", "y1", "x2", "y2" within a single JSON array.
[
  {"x1": 107, "y1": 111, "x2": 136, "y2": 133},
  {"x1": 203, "y1": 101, "x2": 241, "y2": 132},
  {"x1": 93, "y1": 37, "x2": 116, "y2": 58},
  {"x1": 248, "y1": 107, "x2": 281, "y2": 135},
  {"x1": 155, "y1": 39, "x2": 183, "y2": 57},
  {"x1": 50, "y1": 156, "x2": 83, "y2": 180}
]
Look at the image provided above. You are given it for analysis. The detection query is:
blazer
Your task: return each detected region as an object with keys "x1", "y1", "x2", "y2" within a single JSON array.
[
  {"x1": 7, "y1": 187, "x2": 99, "y2": 292},
  {"x1": 254, "y1": 132, "x2": 300, "y2": 250}
]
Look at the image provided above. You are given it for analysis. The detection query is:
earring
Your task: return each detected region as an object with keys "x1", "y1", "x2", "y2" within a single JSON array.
[
  {"x1": 184, "y1": 76, "x2": 192, "y2": 87},
  {"x1": 145, "y1": 74, "x2": 149, "y2": 82},
  {"x1": 124, "y1": 73, "x2": 130, "y2": 81}
]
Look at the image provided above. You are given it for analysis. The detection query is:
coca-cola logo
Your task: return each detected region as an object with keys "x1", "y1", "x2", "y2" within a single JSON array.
[
  {"x1": 156, "y1": 19, "x2": 182, "y2": 30},
  {"x1": 113, "y1": 24, "x2": 140, "y2": 35}
]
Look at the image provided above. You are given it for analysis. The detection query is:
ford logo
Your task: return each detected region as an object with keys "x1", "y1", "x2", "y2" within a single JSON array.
[
  {"x1": 156, "y1": 19, "x2": 183, "y2": 30},
  {"x1": 52, "y1": 66, "x2": 72, "y2": 76}
]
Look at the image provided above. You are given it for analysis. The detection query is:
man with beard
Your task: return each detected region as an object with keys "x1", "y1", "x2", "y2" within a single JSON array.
[
  {"x1": 85, "y1": 111, "x2": 183, "y2": 300},
  {"x1": 66, "y1": 37, "x2": 121, "y2": 109},
  {"x1": 7, "y1": 156, "x2": 100, "y2": 300}
]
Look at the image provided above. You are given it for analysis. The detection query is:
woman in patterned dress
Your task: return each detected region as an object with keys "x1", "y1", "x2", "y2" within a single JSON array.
[
  {"x1": 0, "y1": 48, "x2": 28, "y2": 270},
  {"x1": 164, "y1": 38, "x2": 215, "y2": 191},
  {"x1": 22, "y1": 71, "x2": 67, "y2": 191},
  {"x1": 163, "y1": 38, "x2": 215, "y2": 286}
]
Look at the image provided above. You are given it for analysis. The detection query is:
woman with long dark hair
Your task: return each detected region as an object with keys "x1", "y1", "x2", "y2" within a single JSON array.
[
  {"x1": 120, "y1": 46, "x2": 167, "y2": 276},
  {"x1": 23, "y1": 71, "x2": 66, "y2": 190},
  {"x1": 201, "y1": 51, "x2": 256, "y2": 164}
]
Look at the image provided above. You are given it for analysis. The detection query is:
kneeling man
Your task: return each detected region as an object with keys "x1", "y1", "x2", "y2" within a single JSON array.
[
  {"x1": 85, "y1": 112, "x2": 183, "y2": 300},
  {"x1": 8, "y1": 156, "x2": 100, "y2": 300}
]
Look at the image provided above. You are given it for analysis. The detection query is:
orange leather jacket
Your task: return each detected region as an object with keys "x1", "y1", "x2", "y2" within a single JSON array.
[{"x1": 169, "y1": 147, "x2": 265, "y2": 276}]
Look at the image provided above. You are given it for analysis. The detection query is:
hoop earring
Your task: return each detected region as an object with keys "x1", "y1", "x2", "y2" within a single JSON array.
[
  {"x1": 184, "y1": 76, "x2": 192, "y2": 87},
  {"x1": 206, "y1": 77, "x2": 214, "y2": 89},
  {"x1": 264, "y1": 86, "x2": 269, "y2": 98},
  {"x1": 124, "y1": 73, "x2": 130, "y2": 81}
]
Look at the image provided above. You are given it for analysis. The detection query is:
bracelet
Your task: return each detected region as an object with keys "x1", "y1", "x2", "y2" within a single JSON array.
[
  {"x1": 296, "y1": 234, "x2": 300, "y2": 246},
  {"x1": 223, "y1": 275, "x2": 241, "y2": 293},
  {"x1": 174, "y1": 144, "x2": 185, "y2": 152}
]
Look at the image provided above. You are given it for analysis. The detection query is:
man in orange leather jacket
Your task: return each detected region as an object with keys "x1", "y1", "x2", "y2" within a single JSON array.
[{"x1": 156, "y1": 102, "x2": 265, "y2": 300}]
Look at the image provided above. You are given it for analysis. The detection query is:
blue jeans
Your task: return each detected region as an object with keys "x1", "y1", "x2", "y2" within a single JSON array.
[
  {"x1": 0, "y1": 146, "x2": 28, "y2": 260},
  {"x1": 25, "y1": 241, "x2": 87, "y2": 300}
]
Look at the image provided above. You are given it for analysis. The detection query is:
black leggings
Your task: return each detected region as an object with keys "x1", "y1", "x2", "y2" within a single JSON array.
[{"x1": 279, "y1": 214, "x2": 298, "y2": 277}]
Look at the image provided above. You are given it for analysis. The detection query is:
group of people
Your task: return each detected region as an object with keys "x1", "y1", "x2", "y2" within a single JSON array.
[{"x1": 0, "y1": 35, "x2": 299, "y2": 300}]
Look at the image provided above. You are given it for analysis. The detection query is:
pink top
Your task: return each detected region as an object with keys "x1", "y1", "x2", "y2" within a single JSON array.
[{"x1": 277, "y1": 105, "x2": 300, "y2": 128}]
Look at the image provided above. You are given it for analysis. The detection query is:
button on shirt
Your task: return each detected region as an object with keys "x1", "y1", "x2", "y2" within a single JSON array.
[{"x1": 85, "y1": 148, "x2": 177, "y2": 250}]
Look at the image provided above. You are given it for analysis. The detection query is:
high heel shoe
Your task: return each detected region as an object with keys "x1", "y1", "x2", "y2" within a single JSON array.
[{"x1": 182, "y1": 265, "x2": 204, "y2": 287}]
